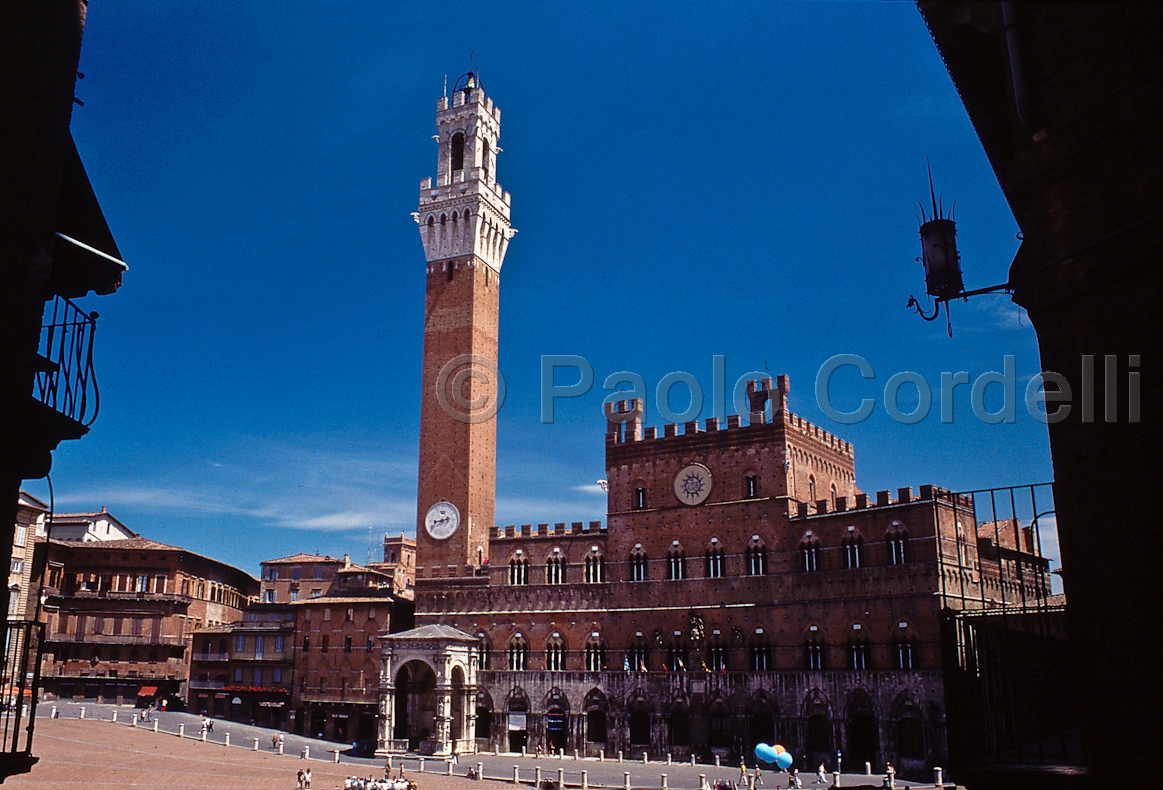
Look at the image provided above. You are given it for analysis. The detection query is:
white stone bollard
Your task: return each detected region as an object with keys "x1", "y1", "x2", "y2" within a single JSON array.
[
  {"x1": 476, "y1": 761, "x2": 483, "y2": 780},
  {"x1": 558, "y1": 767, "x2": 565, "y2": 788},
  {"x1": 513, "y1": 766, "x2": 520, "y2": 784},
  {"x1": 691, "y1": 755, "x2": 696, "y2": 766},
  {"x1": 661, "y1": 774, "x2": 668, "y2": 789},
  {"x1": 253, "y1": 738, "x2": 260, "y2": 751},
  {"x1": 131, "y1": 714, "x2": 138, "y2": 727},
  {"x1": 302, "y1": 746, "x2": 310, "y2": 760},
  {"x1": 535, "y1": 766, "x2": 542, "y2": 787},
  {"x1": 334, "y1": 749, "x2": 341, "y2": 764},
  {"x1": 832, "y1": 771, "x2": 840, "y2": 787},
  {"x1": 278, "y1": 741, "x2": 284, "y2": 755},
  {"x1": 623, "y1": 771, "x2": 631, "y2": 790},
  {"x1": 111, "y1": 711, "x2": 118, "y2": 723},
  {"x1": 667, "y1": 754, "x2": 672, "y2": 765},
  {"x1": 224, "y1": 732, "x2": 230, "y2": 747},
  {"x1": 79, "y1": 707, "x2": 86, "y2": 719},
  {"x1": 522, "y1": 746, "x2": 527, "y2": 757},
  {"x1": 51, "y1": 706, "x2": 58, "y2": 719},
  {"x1": 714, "y1": 755, "x2": 720, "y2": 767},
  {"x1": 201, "y1": 729, "x2": 207, "y2": 742},
  {"x1": 559, "y1": 748, "x2": 564, "y2": 760},
  {"x1": 573, "y1": 749, "x2": 579, "y2": 761},
  {"x1": 699, "y1": 774, "x2": 707, "y2": 790},
  {"x1": 599, "y1": 750, "x2": 604, "y2": 762},
  {"x1": 934, "y1": 767, "x2": 943, "y2": 787},
  {"x1": 865, "y1": 762, "x2": 871, "y2": 775},
  {"x1": 418, "y1": 756, "x2": 425, "y2": 772},
  {"x1": 581, "y1": 769, "x2": 588, "y2": 790},
  {"x1": 153, "y1": 720, "x2": 159, "y2": 733},
  {"x1": 179, "y1": 723, "x2": 185, "y2": 738},
  {"x1": 643, "y1": 752, "x2": 649, "y2": 764},
  {"x1": 618, "y1": 750, "x2": 623, "y2": 763},
  {"x1": 448, "y1": 758, "x2": 454, "y2": 775}
]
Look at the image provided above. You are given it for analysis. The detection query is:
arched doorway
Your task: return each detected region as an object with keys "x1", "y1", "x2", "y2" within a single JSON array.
[
  {"x1": 846, "y1": 691, "x2": 879, "y2": 770},
  {"x1": 451, "y1": 666, "x2": 466, "y2": 745},
  {"x1": 395, "y1": 660, "x2": 437, "y2": 751},
  {"x1": 749, "y1": 713, "x2": 775, "y2": 747},
  {"x1": 508, "y1": 695, "x2": 529, "y2": 753},
  {"x1": 546, "y1": 708, "x2": 568, "y2": 753},
  {"x1": 629, "y1": 711, "x2": 651, "y2": 746}
]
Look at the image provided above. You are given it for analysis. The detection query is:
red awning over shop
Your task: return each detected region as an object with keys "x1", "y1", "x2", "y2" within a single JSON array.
[{"x1": 136, "y1": 686, "x2": 158, "y2": 697}]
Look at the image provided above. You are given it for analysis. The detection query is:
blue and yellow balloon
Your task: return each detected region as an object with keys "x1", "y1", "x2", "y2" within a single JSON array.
[{"x1": 755, "y1": 743, "x2": 793, "y2": 769}]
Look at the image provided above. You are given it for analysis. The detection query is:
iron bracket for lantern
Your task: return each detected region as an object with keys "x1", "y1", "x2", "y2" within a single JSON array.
[{"x1": 908, "y1": 164, "x2": 1012, "y2": 336}]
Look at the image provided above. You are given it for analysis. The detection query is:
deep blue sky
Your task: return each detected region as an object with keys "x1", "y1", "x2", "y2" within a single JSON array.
[{"x1": 28, "y1": 1, "x2": 1056, "y2": 579}]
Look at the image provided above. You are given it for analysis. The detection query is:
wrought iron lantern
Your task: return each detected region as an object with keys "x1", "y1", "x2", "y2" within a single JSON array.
[{"x1": 908, "y1": 164, "x2": 1011, "y2": 335}]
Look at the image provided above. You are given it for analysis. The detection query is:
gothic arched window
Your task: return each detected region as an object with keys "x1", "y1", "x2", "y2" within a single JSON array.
[
  {"x1": 667, "y1": 541, "x2": 687, "y2": 580},
  {"x1": 746, "y1": 535, "x2": 768, "y2": 576},
  {"x1": 545, "y1": 633, "x2": 565, "y2": 671},
  {"x1": 630, "y1": 544, "x2": 648, "y2": 582},
  {"x1": 508, "y1": 634, "x2": 528, "y2": 670},
  {"x1": 800, "y1": 534, "x2": 821, "y2": 573},
  {"x1": 705, "y1": 538, "x2": 724, "y2": 579}
]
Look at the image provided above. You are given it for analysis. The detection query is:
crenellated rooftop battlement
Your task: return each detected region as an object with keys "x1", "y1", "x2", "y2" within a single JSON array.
[
  {"x1": 492, "y1": 521, "x2": 605, "y2": 540},
  {"x1": 604, "y1": 375, "x2": 855, "y2": 459},
  {"x1": 790, "y1": 484, "x2": 973, "y2": 518}
]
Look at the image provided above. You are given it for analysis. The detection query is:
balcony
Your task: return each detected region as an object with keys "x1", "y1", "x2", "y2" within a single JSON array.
[
  {"x1": 190, "y1": 653, "x2": 230, "y2": 662},
  {"x1": 33, "y1": 296, "x2": 100, "y2": 428},
  {"x1": 188, "y1": 680, "x2": 226, "y2": 691}
]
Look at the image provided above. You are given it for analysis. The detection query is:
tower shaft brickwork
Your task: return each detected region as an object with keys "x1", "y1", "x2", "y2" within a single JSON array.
[{"x1": 415, "y1": 77, "x2": 514, "y2": 579}]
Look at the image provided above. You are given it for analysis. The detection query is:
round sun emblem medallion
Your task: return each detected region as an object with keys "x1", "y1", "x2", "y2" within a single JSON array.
[{"x1": 673, "y1": 463, "x2": 713, "y2": 506}]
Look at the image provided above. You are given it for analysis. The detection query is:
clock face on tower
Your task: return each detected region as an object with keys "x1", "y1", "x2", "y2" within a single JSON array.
[
  {"x1": 674, "y1": 463, "x2": 713, "y2": 505},
  {"x1": 424, "y1": 501, "x2": 461, "y2": 540}
]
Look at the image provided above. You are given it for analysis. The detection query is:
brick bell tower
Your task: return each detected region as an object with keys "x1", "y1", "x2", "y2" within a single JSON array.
[{"x1": 414, "y1": 71, "x2": 514, "y2": 580}]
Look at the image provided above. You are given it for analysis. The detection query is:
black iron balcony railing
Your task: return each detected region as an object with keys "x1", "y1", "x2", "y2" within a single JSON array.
[
  {"x1": 1, "y1": 621, "x2": 45, "y2": 776},
  {"x1": 33, "y1": 295, "x2": 99, "y2": 426}
]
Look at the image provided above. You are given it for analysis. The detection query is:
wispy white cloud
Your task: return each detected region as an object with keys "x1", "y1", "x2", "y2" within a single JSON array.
[{"x1": 55, "y1": 437, "x2": 419, "y2": 534}]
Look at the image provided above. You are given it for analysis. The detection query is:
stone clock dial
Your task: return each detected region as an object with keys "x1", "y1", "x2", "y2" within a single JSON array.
[
  {"x1": 673, "y1": 463, "x2": 713, "y2": 505},
  {"x1": 424, "y1": 500, "x2": 461, "y2": 540}
]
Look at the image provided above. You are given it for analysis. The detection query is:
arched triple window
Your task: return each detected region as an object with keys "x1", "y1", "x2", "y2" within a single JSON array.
[
  {"x1": 629, "y1": 631, "x2": 649, "y2": 672},
  {"x1": 630, "y1": 544, "x2": 648, "y2": 582},
  {"x1": 545, "y1": 633, "x2": 565, "y2": 671},
  {"x1": 750, "y1": 628, "x2": 772, "y2": 671},
  {"x1": 800, "y1": 533, "x2": 821, "y2": 573},
  {"x1": 508, "y1": 634, "x2": 529, "y2": 670},
  {"x1": 893, "y1": 623, "x2": 916, "y2": 670},
  {"x1": 847, "y1": 624, "x2": 869, "y2": 670},
  {"x1": 842, "y1": 528, "x2": 864, "y2": 569},
  {"x1": 805, "y1": 626, "x2": 824, "y2": 670},
  {"x1": 667, "y1": 541, "x2": 687, "y2": 580},
  {"x1": 584, "y1": 549, "x2": 605, "y2": 583},
  {"x1": 746, "y1": 535, "x2": 768, "y2": 576},
  {"x1": 509, "y1": 553, "x2": 529, "y2": 585},
  {"x1": 705, "y1": 538, "x2": 724, "y2": 579},
  {"x1": 668, "y1": 633, "x2": 688, "y2": 671},
  {"x1": 546, "y1": 550, "x2": 565, "y2": 584},
  {"x1": 886, "y1": 521, "x2": 909, "y2": 565},
  {"x1": 707, "y1": 635, "x2": 727, "y2": 671},
  {"x1": 584, "y1": 633, "x2": 606, "y2": 671},
  {"x1": 477, "y1": 632, "x2": 492, "y2": 670}
]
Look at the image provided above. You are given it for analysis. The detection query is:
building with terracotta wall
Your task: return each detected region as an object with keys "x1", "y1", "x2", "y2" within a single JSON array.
[
  {"x1": 255, "y1": 553, "x2": 411, "y2": 749},
  {"x1": 38, "y1": 536, "x2": 258, "y2": 706},
  {"x1": 188, "y1": 603, "x2": 296, "y2": 725}
]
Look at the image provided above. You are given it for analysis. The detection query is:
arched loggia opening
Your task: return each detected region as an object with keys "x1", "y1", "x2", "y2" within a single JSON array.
[{"x1": 395, "y1": 660, "x2": 437, "y2": 751}]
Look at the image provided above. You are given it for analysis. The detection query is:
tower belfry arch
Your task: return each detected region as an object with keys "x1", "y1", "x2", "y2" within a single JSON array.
[{"x1": 378, "y1": 625, "x2": 480, "y2": 756}]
